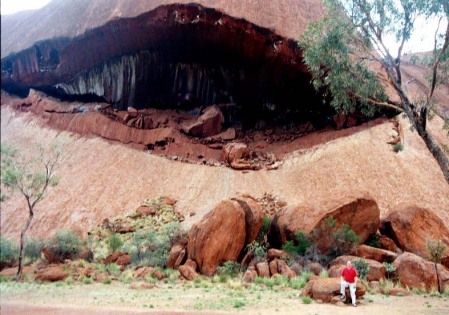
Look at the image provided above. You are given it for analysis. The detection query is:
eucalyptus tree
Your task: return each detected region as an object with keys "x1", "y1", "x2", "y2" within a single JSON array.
[
  {"x1": 300, "y1": 0, "x2": 449, "y2": 183},
  {"x1": 1, "y1": 140, "x2": 64, "y2": 280}
]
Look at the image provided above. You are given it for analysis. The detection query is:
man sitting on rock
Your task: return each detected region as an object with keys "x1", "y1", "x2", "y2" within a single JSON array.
[{"x1": 340, "y1": 260, "x2": 358, "y2": 307}]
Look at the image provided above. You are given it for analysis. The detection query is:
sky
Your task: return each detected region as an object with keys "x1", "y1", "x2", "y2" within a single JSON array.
[
  {"x1": 0, "y1": 0, "x2": 447, "y2": 54},
  {"x1": 1, "y1": 0, "x2": 52, "y2": 15}
]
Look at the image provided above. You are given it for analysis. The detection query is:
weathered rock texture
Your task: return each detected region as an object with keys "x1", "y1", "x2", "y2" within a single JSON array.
[
  {"x1": 302, "y1": 278, "x2": 366, "y2": 303},
  {"x1": 268, "y1": 198, "x2": 380, "y2": 248},
  {"x1": 380, "y1": 205, "x2": 449, "y2": 260},
  {"x1": 187, "y1": 200, "x2": 247, "y2": 276},
  {"x1": 330, "y1": 255, "x2": 386, "y2": 282},
  {"x1": 393, "y1": 252, "x2": 438, "y2": 291},
  {"x1": 1, "y1": 3, "x2": 327, "y2": 126}
]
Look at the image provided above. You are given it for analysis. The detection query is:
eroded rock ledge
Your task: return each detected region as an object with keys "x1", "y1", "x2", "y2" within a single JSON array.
[{"x1": 1, "y1": 3, "x2": 329, "y2": 126}]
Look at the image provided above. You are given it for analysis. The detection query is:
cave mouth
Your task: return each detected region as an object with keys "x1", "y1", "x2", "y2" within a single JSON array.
[{"x1": 1, "y1": 3, "x2": 342, "y2": 130}]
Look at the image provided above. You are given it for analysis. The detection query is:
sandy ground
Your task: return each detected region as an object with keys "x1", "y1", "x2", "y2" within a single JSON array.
[
  {"x1": 1, "y1": 104, "x2": 449, "y2": 241},
  {"x1": 1, "y1": 281, "x2": 448, "y2": 315}
]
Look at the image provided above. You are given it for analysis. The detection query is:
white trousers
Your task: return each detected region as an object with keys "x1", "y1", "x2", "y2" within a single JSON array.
[{"x1": 340, "y1": 280, "x2": 356, "y2": 305}]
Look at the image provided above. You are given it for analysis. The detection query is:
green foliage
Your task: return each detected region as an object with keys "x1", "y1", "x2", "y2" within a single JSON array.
[
  {"x1": 301, "y1": 296, "x2": 313, "y2": 304},
  {"x1": 24, "y1": 238, "x2": 43, "y2": 262},
  {"x1": 0, "y1": 237, "x2": 18, "y2": 265},
  {"x1": 299, "y1": 0, "x2": 386, "y2": 117},
  {"x1": 365, "y1": 233, "x2": 381, "y2": 248},
  {"x1": 282, "y1": 231, "x2": 310, "y2": 256},
  {"x1": 319, "y1": 269, "x2": 329, "y2": 278},
  {"x1": 216, "y1": 261, "x2": 243, "y2": 278},
  {"x1": 426, "y1": 239, "x2": 446, "y2": 263},
  {"x1": 353, "y1": 259, "x2": 370, "y2": 280},
  {"x1": 290, "y1": 272, "x2": 312, "y2": 290},
  {"x1": 107, "y1": 233, "x2": 123, "y2": 254},
  {"x1": 246, "y1": 241, "x2": 267, "y2": 263},
  {"x1": 383, "y1": 262, "x2": 396, "y2": 280},
  {"x1": 393, "y1": 143, "x2": 404, "y2": 153},
  {"x1": 329, "y1": 224, "x2": 361, "y2": 258},
  {"x1": 126, "y1": 230, "x2": 171, "y2": 268},
  {"x1": 45, "y1": 230, "x2": 82, "y2": 262}
]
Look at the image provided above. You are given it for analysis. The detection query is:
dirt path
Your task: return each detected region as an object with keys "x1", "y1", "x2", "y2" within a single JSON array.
[{"x1": 1, "y1": 282, "x2": 448, "y2": 315}]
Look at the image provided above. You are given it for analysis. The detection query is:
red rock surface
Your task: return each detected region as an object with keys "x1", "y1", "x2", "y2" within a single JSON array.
[
  {"x1": 352, "y1": 244, "x2": 398, "y2": 263},
  {"x1": 302, "y1": 278, "x2": 366, "y2": 303},
  {"x1": 330, "y1": 255, "x2": 386, "y2": 282},
  {"x1": 187, "y1": 200, "x2": 246, "y2": 276},
  {"x1": 35, "y1": 266, "x2": 68, "y2": 282},
  {"x1": 393, "y1": 252, "x2": 438, "y2": 291},
  {"x1": 380, "y1": 204, "x2": 449, "y2": 259}
]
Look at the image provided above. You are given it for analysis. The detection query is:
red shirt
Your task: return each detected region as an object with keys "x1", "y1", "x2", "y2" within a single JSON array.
[{"x1": 341, "y1": 267, "x2": 357, "y2": 283}]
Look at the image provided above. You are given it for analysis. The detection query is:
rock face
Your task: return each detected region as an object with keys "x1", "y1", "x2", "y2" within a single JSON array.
[
  {"x1": 1, "y1": 3, "x2": 325, "y2": 125},
  {"x1": 393, "y1": 252, "x2": 438, "y2": 290},
  {"x1": 352, "y1": 244, "x2": 398, "y2": 263},
  {"x1": 187, "y1": 200, "x2": 246, "y2": 276},
  {"x1": 182, "y1": 106, "x2": 224, "y2": 137},
  {"x1": 380, "y1": 205, "x2": 449, "y2": 259},
  {"x1": 302, "y1": 278, "x2": 366, "y2": 303},
  {"x1": 268, "y1": 198, "x2": 380, "y2": 248},
  {"x1": 232, "y1": 196, "x2": 263, "y2": 244}
]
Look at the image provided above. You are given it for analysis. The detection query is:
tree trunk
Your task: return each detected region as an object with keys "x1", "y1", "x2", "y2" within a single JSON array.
[
  {"x1": 396, "y1": 89, "x2": 449, "y2": 184},
  {"x1": 16, "y1": 204, "x2": 34, "y2": 281}
]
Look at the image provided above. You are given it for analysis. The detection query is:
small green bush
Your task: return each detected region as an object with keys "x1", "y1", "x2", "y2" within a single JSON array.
[
  {"x1": 25, "y1": 238, "x2": 44, "y2": 261},
  {"x1": 319, "y1": 269, "x2": 329, "y2": 278},
  {"x1": 383, "y1": 262, "x2": 396, "y2": 279},
  {"x1": 365, "y1": 233, "x2": 381, "y2": 248},
  {"x1": 393, "y1": 143, "x2": 403, "y2": 153},
  {"x1": 128, "y1": 230, "x2": 171, "y2": 268},
  {"x1": 283, "y1": 231, "x2": 310, "y2": 256},
  {"x1": 290, "y1": 272, "x2": 312, "y2": 290},
  {"x1": 103, "y1": 277, "x2": 112, "y2": 284},
  {"x1": 0, "y1": 236, "x2": 18, "y2": 265},
  {"x1": 46, "y1": 230, "x2": 82, "y2": 262},
  {"x1": 353, "y1": 259, "x2": 370, "y2": 280},
  {"x1": 107, "y1": 233, "x2": 123, "y2": 253},
  {"x1": 301, "y1": 296, "x2": 313, "y2": 304},
  {"x1": 216, "y1": 261, "x2": 242, "y2": 278},
  {"x1": 426, "y1": 239, "x2": 446, "y2": 263}
]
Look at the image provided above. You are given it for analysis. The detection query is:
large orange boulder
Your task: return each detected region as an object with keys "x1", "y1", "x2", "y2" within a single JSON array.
[
  {"x1": 35, "y1": 266, "x2": 68, "y2": 282},
  {"x1": 232, "y1": 196, "x2": 263, "y2": 244},
  {"x1": 268, "y1": 198, "x2": 380, "y2": 248},
  {"x1": 302, "y1": 278, "x2": 366, "y2": 303},
  {"x1": 393, "y1": 252, "x2": 437, "y2": 291},
  {"x1": 222, "y1": 142, "x2": 250, "y2": 164},
  {"x1": 187, "y1": 200, "x2": 246, "y2": 276},
  {"x1": 380, "y1": 205, "x2": 449, "y2": 259},
  {"x1": 352, "y1": 245, "x2": 398, "y2": 263}
]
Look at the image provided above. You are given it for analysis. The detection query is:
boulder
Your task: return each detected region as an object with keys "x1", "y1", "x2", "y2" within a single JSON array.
[
  {"x1": 115, "y1": 253, "x2": 132, "y2": 266},
  {"x1": 393, "y1": 252, "x2": 437, "y2": 290},
  {"x1": 136, "y1": 205, "x2": 158, "y2": 217},
  {"x1": 243, "y1": 269, "x2": 257, "y2": 283},
  {"x1": 222, "y1": 143, "x2": 250, "y2": 164},
  {"x1": 379, "y1": 235, "x2": 402, "y2": 254},
  {"x1": 267, "y1": 249, "x2": 285, "y2": 261},
  {"x1": 330, "y1": 255, "x2": 386, "y2": 281},
  {"x1": 187, "y1": 200, "x2": 246, "y2": 276},
  {"x1": 302, "y1": 278, "x2": 366, "y2": 303},
  {"x1": 35, "y1": 266, "x2": 68, "y2": 282},
  {"x1": 102, "y1": 252, "x2": 131, "y2": 266},
  {"x1": 232, "y1": 196, "x2": 263, "y2": 244},
  {"x1": 277, "y1": 259, "x2": 296, "y2": 279},
  {"x1": 305, "y1": 261, "x2": 324, "y2": 276},
  {"x1": 182, "y1": 105, "x2": 224, "y2": 137},
  {"x1": 167, "y1": 241, "x2": 187, "y2": 269},
  {"x1": 76, "y1": 248, "x2": 94, "y2": 262},
  {"x1": 352, "y1": 245, "x2": 397, "y2": 263},
  {"x1": 179, "y1": 264, "x2": 199, "y2": 281},
  {"x1": 268, "y1": 198, "x2": 380, "y2": 249},
  {"x1": 269, "y1": 260, "x2": 279, "y2": 276},
  {"x1": 161, "y1": 196, "x2": 177, "y2": 206},
  {"x1": 256, "y1": 262, "x2": 270, "y2": 278},
  {"x1": 380, "y1": 205, "x2": 449, "y2": 259},
  {"x1": 328, "y1": 265, "x2": 344, "y2": 278}
]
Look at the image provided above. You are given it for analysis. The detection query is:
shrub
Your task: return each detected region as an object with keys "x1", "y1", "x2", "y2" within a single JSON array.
[
  {"x1": 282, "y1": 231, "x2": 310, "y2": 256},
  {"x1": 290, "y1": 271, "x2": 312, "y2": 290},
  {"x1": 365, "y1": 233, "x2": 381, "y2": 248},
  {"x1": 45, "y1": 230, "x2": 82, "y2": 262},
  {"x1": 25, "y1": 238, "x2": 44, "y2": 262},
  {"x1": 383, "y1": 262, "x2": 396, "y2": 280},
  {"x1": 426, "y1": 239, "x2": 446, "y2": 263},
  {"x1": 319, "y1": 269, "x2": 329, "y2": 278},
  {"x1": 330, "y1": 224, "x2": 360, "y2": 258},
  {"x1": 107, "y1": 233, "x2": 123, "y2": 254},
  {"x1": 353, "y1": 259, "x2": 370, "y2": 280},
  {"x1": 393, "y1": 143, "x2": 403, "y2": 153},
  {"x1": 0, "y1": 236, "x2": 18, "y2": 266},
  {"x1": 246, "y1": 241, "x2": 267, "y2": 263},
  {"x1": 301, "y1": 296, "x2": 313, "y2": 304},
  {"x1": 125, "y1": 230, "x2": 171, "y2": 268},
  {"x1": 216, "y1": 261, "x2": 242, "y2": 278}
]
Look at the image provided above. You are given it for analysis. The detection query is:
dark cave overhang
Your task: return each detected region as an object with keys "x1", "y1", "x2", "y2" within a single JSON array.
[{"x1": 1, "y1": 3, "x2": 330, "y2": 125}]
